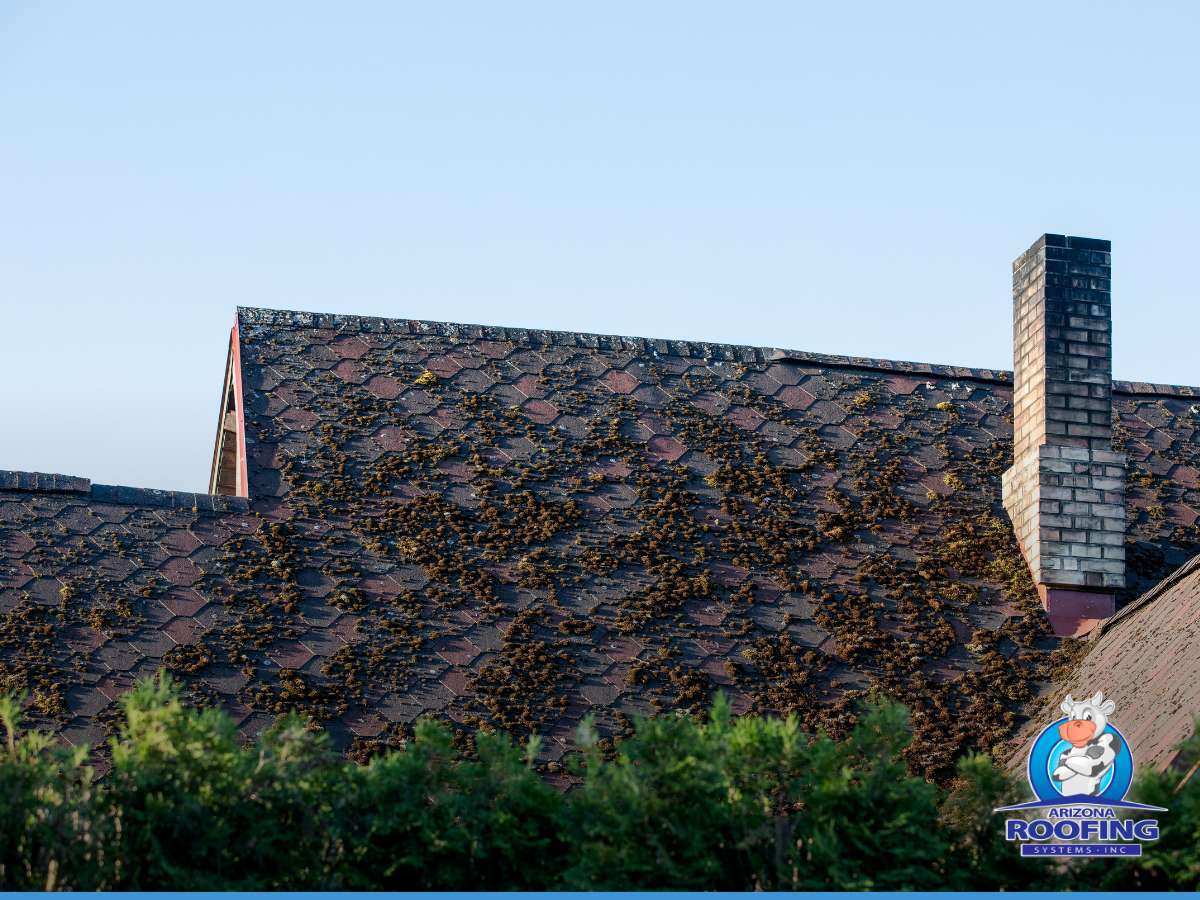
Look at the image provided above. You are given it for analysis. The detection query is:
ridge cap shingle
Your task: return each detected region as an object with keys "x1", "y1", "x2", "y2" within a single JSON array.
[
  {"x1": 0, "y1": 469, "x2": 249, "y2": 512},
  {"x1": 235, "y1": 305, "x2": 1200, "y2": 397},
  {"x1": 1091, "y1": 551, "x2": 1200, "y2": 641}
]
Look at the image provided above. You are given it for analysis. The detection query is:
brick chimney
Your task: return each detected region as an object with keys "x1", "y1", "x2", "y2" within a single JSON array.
[{"x1": 1001, "y1": 234, "x2": 1126, "y2": 636}]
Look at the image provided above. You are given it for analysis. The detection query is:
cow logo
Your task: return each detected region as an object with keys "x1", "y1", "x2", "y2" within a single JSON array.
[
  {"x1": 1036, "y1": 692, "x2": 1130, "y2": 802},
  {"x1": 996, "y1": 691, "x2": 1167, "y2": 857}
]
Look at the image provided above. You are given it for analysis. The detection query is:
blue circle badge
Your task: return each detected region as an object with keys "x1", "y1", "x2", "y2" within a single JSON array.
[{"x1": 1027, "y1": 717, "x2": 1133, "y2": 803}]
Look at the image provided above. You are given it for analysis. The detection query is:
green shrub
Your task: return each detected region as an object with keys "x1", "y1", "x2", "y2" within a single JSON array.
[
  {"x1": 563, "y1": 693, "x2": 797, "y2": 890},
  {"x1": 780, "y1": 701, "x2": 951, "y2": 891},
  {"x1": 0, "y1": 693, "x2": 110, "y2": 890},
  {"x1": 103, "y1": 674, "x2": 347, "y2": 889},
  {"x1": 2, "y1": 674, "x2": 1199, "y2": 891},
  {"x1": 341, "y1": 724, "x2": 568, "y2": 890},
  {"x1": 563, "y1": 696, "x2": 962, "y2": 890},
  {"x1": 939, "y1": 752, "x2": 1051, "y2": 890}
]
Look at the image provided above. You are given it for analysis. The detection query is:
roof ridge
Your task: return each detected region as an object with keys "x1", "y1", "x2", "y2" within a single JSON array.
[
  {"x1": 236, "y1": 306, "x2": 1200, "y2": 398},
  {"x1": 0, "y1": 469, "x2": 250, "y2": 512},
  {"x1": 1092, "y1": 551, "x2": 1200, "y2": 641}
]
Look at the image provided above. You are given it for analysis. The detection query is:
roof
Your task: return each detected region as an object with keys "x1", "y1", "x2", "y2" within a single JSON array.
[
  {"x1": 3, "y1": 306, "x2": 1200, "y2": 779},
  {"x1": 1017, "y1": 553, "x2": 1200, "y2": 772}
]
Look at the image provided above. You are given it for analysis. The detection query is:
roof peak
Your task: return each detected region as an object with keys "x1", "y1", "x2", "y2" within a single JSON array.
[{"x1": 235, "y1": 306, "x2": 1200, "y2": 398}]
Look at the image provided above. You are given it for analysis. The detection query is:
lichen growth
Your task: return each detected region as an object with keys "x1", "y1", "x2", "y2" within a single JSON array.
[{"x1": 4, "y1": 328, "x2": 1200, "y2": 785}]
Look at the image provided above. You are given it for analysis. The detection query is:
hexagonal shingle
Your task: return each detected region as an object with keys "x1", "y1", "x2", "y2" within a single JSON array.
[
  {"x1": 6, "y1": 304, "x2": 1200, "y2": 780},
  {"x1": 601, "y1": 370, "x2": 640, "y2": 394}
]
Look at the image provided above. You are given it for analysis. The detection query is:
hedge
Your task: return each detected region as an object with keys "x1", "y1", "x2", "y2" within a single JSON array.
[{"x1": 1, "y1": 674, "x2": 1196, "y2": 891}]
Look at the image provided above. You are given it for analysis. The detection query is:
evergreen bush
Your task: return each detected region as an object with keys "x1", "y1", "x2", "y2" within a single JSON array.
[{"x1": 1, "y1": 674, "x2": 1195, "y2": 891}]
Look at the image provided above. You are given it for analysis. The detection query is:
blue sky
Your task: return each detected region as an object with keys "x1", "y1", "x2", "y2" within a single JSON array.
[{"x1": 2, "y1": 2, "x2": 1198, "y2": 491}]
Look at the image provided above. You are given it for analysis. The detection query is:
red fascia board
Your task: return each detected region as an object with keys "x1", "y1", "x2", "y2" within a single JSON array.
[{"x1": 231, "y1": 317, "x2": 249, "y2": 498}]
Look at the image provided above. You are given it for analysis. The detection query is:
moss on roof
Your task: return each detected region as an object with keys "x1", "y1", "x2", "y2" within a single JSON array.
[{"x1": 3, "y1": 308, "x2": 1200, "y2": 781}]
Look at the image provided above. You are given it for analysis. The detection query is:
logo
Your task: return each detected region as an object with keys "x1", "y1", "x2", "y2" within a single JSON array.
[{"x1": 995, "y1": 691, "x2": 1167, "y2": 857}]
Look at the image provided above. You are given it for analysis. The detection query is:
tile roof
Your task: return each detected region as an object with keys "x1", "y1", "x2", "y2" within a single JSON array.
[{"x1": 3, "y1": 306, "x2": 1200, "y2": 780}]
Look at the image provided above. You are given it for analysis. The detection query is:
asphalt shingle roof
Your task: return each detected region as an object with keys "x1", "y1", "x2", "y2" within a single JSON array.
[
  {"x1": 3, "y1": 306, "x2": 1200, "y2": 779},
  {"x1": 1016, "y1": 553, "x2": 1200, "y2": 773}
]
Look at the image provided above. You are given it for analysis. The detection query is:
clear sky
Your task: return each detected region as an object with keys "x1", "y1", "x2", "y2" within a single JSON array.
[{"x1": 2, "y1": 2, "x2": 1198, "y2": 492}]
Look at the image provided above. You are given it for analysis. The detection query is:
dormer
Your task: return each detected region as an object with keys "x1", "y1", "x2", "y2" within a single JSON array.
[{"x1": 208, "y1": 322, "x2": 248, "y2": 497}]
